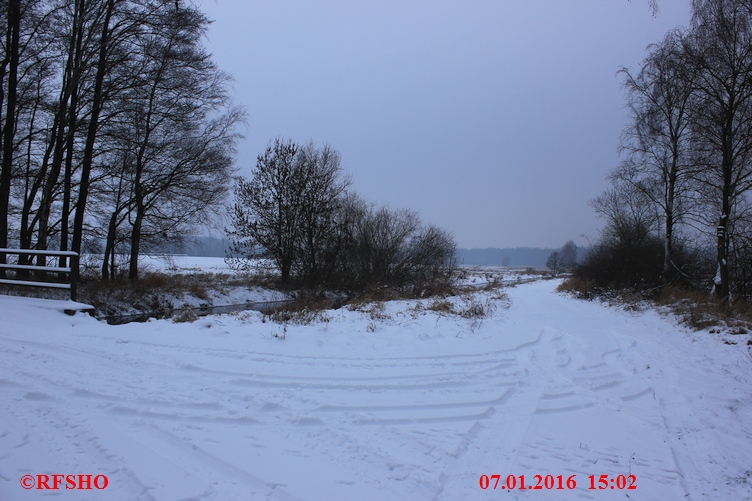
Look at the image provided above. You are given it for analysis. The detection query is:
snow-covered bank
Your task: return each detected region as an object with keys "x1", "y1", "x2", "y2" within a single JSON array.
[{"x1": 1, "y1": 280, "x2": 750, "y2": 500}]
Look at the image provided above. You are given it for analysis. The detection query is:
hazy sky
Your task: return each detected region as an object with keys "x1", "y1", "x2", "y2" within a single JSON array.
[{"x1": 200, "y1": 0, "x2": 692, "y2": 248}]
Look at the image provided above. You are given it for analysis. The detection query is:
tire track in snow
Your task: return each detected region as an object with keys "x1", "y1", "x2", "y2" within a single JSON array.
[
  {"x1": 505, "y1": 330, "x2": 676, "y2": 500},
  {"x1": 432, "y1": 327, "x2": 551, "y2": 499},
  {"x1": 93, "y1": 421, "x2": 301, "y2": 501},
  {"x1": 433, "y1": 282, "x2": 677, "y2": 500}
]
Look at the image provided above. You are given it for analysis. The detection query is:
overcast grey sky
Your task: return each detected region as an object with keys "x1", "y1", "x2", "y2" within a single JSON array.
[{"x1": 200, "y1": 0, "x2": 691, "y2": 249}]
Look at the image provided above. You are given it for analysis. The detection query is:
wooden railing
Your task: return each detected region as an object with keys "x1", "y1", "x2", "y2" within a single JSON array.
[{"x1": 0, "y1": 248, "x2": 80, "y2": 301}]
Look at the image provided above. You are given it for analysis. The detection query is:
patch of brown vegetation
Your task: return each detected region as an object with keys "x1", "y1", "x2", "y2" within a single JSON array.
[{"x1": 559, "y1": 277, "x2": 752, "y2": 333}]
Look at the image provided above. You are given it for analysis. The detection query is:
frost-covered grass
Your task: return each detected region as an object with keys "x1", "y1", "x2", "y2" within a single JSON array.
[{"x1": 1, "y1": 268, "x2": 751, "y2": 500}]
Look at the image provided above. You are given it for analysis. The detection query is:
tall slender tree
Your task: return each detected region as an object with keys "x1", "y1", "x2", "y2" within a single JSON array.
[
  {"x1": 687, "y1": 0, "x2": 752, "y2": 299},
  {"x1": 617, "y1": 29, "x2": 698, "y2": 283},
  {"x1": 117, "y1": 2, "x2": 240, "y2": 281},
  {"x1": 0, "y1": 0, "x2": 22, "y2": 274}
]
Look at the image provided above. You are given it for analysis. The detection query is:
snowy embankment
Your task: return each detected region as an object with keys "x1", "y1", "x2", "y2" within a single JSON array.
[{"x1": 1, "y1": 279, "x2": 751, "y2": 500}]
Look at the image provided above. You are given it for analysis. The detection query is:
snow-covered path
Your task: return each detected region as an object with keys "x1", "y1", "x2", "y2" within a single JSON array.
[{"x1": 1, "y1": 280, "x2": 750, "y2": 500}]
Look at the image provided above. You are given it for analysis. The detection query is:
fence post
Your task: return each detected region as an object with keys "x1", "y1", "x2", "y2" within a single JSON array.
[{"x1": 70, "y1": 253, "x2": 79, "y2": 302}]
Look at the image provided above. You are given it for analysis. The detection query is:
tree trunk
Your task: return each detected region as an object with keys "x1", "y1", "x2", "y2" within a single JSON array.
[
  {"x1": 128, "y1": 200, "x2": 144, "y2": 282},
  {"x1": 37, "y1": 0, "x2": 86, "y2": 266},
  {"x1": 72, "y1": 0, "x2": 115, "y2": 267},
  {"x1": 662, "y1": 165, "x2": 677, "y2": 284},
  {"x1": 712, "y1": 118, "x2": 733, "y2": 300},
  {"x1": 715, "y1": 165, "x2": 731, "y2": 300},
  {"x1": 102, "y1": 210, "x2": 118, "y2": 280},
  {"x1": 0, "y1": 0, "x2": 21, "y2": 275}
]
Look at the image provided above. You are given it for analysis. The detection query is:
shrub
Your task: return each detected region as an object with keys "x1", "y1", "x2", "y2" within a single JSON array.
[{"x1": 575, "y1": 232, "x2": 664, "y2": 290}]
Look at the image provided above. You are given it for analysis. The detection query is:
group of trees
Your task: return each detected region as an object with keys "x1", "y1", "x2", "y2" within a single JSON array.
[
  {"x1": 228, "y1": 138, "x2": 457, "y2": 291},
  {"x1": 546, "y1": 240, "x2": 577, "y2": 276},
  {"x1": 0, "y1": 0, "x2": 242, "y2": 282},
  {"x1": 584, "y1": 0, "x2": 752, "y2": 300}
]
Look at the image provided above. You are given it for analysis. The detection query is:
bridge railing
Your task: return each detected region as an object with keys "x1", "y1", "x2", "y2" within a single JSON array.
[{"x1": 0, "y1": 248, "x2": 80, "y2": 301}]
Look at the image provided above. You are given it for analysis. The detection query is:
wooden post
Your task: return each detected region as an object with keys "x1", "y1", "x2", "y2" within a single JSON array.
[{"x1": 70, "y1": 252, "x2": 78, "y2": 302}]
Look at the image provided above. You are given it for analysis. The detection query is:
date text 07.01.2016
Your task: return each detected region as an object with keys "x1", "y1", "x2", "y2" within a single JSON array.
[{"x1": 478, "y1": 474, "x2": 637, "y2": 491}]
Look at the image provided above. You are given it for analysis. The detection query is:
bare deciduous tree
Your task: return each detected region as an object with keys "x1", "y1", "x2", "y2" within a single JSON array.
[
  {"x1": 560, "y1": 240, "x2": 578, "y2": 269},
  {"x1": 229, "y1": 138, "x2": 308, "y2": 283},
  {"x1": 617, "y1": 29, "x2": 698, "y2": 284},
  {"x1": 293, "y1": 142, "x2": 350, "y2": 282},
  {"x1": 686, "y1": 0, "x2": 752, "y2": 299},
  {"x1": 546, "y1": 251, "x2": 563, "y2": 276},
  {"x1": 0, "y1": 0, "x2": 21, "y2": 275},
  {"x1": 115, "y1": 3, "x2": 241, "y2": 281}
]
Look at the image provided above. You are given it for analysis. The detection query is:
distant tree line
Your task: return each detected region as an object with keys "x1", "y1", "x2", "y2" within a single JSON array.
[
  {"x1": 157, "y1": 238, "x2": 581, "y2": 266},
  {"x1": 227, "y1": 138, "x2": 457, "y2": 291},
  {"x1": 581, "y1": 0, "x2": 752, "y2": 300},
  {"x1": 458, "y1": 246, "x2": 585, "y2": 268},
  {"x1": 0, "y1": 0, "x2": 242, "y2": 282}
]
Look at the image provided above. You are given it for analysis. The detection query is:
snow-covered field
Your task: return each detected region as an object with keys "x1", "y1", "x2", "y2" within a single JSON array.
[
  {"x1": 135, "y1": 255, "x2": 239, "y2": 275},
  {"x1": 1, "y1": 275, "x2": 751, "y2": 500}
]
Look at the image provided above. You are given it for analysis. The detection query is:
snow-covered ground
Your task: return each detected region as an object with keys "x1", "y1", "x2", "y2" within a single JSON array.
[{"x1": 1, "y1": 278, "x2": 751, "y2": 500}]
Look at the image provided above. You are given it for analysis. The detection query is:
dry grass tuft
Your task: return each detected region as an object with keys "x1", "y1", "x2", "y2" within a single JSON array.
[
  {"x1": 655, "y1": 286, "x2": 752, "y2": 331},
  {"x1": 457, "y1": 296, "x2": 496, "y2": 319},
  {"x1": 263, "y1": 291, "x2": 332, "y2": 325},
  {"x1": 524, "y1": 267, "x2": 549, "y2": 276},
  {"x1": 426, "y1": 298, "x2": 454, "y2": 314},
  {"x1": 172, "y1": 309, "x2": 199, "y2": 323},
  {"x1": 189, "y1": 283, "x2": 210, "y2": 301},
  {"x1": 266, "y1": 308, "x2": 330, "y2": 325},
  {"x1": 557, "y1": 276, "x2": 602, "y2": 299}
]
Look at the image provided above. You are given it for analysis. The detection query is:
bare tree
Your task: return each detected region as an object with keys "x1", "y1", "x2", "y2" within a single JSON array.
[
  {"x1": 591, "y1": 181, "x2": 660, "y2": 243},
  {"x1": 229, "y1": 138, "x2": 304, "y2": 283},
  {"x1": 1, "y1": 0, "x2": 62, "y2": 273},
  {"x1": 116, "y1": 3, "x2": 241, "y2": 281},
  {"x1": 617, "y1": 28, "x2": 698, "y2": 283},
  {"x1": 293, "y1": 141, "x2": 350, "y2": 282},
  {"x1": 402, "y1": 225, "x2": 457, "y2": 286},
  {"x1": 359, "y1": 206, "x2": 420, "y2": 285},
  {"x1": 0, "y1": 0, "x2": 22, "y2": 274},
  {"x1": 686, "y1": 0, "x2": 752, "y2": 299},
  {"x1": 546, "y1": 251, "x2": 563, "y2": 276},
  {"x1": 230, "y1": 139, "x2": 354, "y2": 284},
  {"x1": 560, "y1": 240, "x2": 578, "y2": 269},
  {"x1": 38, "y1": 0, "x2": 113, "y2": 268}
]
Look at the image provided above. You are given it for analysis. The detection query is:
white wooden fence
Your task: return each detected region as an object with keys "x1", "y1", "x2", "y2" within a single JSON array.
[{"x1": 0, "y1": 248, "x2": 79, "y2": 301}]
